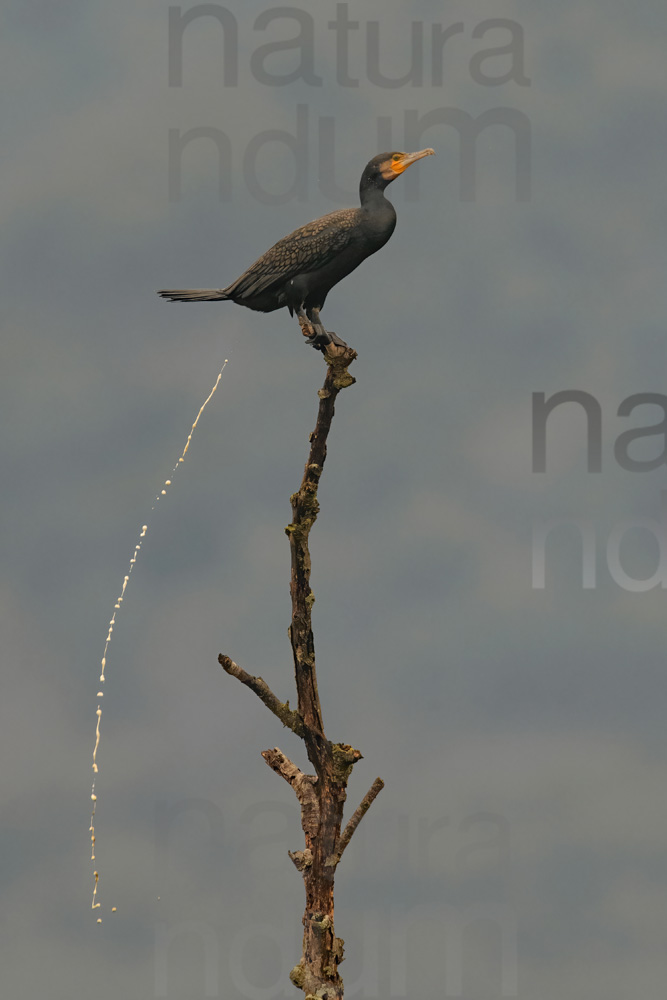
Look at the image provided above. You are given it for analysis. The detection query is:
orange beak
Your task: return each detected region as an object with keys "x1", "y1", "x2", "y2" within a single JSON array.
[{"x1": 390, "y1": 148, "x2": 436, "y2": 175}]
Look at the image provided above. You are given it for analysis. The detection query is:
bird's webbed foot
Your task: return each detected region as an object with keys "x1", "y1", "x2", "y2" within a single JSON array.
[
  {"x1": 305, "y1": 330, "x2": 330, "y2": 350},
  {"x1": 309, "y1": 329, "x2": 348, "y2": 350},
  {"x1": 302, "y1": 308, "x2": 348, "y2": 351},
  {"x1": 304, "y1": 326, "x2": 346, "y2": 350}
]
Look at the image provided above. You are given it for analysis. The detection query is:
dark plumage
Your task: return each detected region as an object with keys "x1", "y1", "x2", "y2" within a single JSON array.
[{"x1": 159, "y1": 149, "x2": 435, "y2": 348}]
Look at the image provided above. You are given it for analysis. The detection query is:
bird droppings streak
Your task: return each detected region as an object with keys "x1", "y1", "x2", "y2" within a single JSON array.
[{"x1": 89, "y1": 358, "x2": 229, "y2": 920}]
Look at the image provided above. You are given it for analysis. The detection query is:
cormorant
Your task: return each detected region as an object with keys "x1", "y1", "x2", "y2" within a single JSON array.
[{"x1": 159, "y1": 148, "x2": 435, "y2": 348}]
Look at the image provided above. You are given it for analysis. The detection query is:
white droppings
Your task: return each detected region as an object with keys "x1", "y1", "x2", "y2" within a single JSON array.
[{"x1": 89, "y1": 358, "x2": 229, "y2": 918}]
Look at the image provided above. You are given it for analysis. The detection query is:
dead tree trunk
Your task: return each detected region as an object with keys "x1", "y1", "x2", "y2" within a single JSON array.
[{"x1": 219, "y1": 344, "x2": 383, "y2": 1000}]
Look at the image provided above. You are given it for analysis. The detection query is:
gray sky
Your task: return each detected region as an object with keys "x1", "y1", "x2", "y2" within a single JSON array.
[{"x1": 3, "y1": 1, "x2": 667, "y2": 997}]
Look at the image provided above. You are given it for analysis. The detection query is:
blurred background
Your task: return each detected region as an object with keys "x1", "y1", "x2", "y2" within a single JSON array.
[{"x1": 3, "y1": 1, "x2": 667, "y2": 997}]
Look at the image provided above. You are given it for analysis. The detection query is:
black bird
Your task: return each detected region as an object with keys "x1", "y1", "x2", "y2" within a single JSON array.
[{"x1": 159, "y1": 148, "x2": 435, "y2": 348}]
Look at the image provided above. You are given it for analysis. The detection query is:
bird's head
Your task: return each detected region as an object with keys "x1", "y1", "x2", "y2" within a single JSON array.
[{"x1": 361, "y1": 149, "x2": 435, "y2": 192}]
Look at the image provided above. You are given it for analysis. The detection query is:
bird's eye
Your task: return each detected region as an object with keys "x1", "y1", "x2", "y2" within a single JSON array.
[{"x1": 392, "y1": 154, "x2": 402, "y2": 162}]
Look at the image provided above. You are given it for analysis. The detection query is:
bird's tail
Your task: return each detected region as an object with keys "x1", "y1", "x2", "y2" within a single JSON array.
[{"x1": 158, "y1": 288, "x2": 230, "y2": 303}]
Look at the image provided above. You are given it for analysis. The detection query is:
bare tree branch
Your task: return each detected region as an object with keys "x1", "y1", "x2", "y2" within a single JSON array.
[
  {"x1": 327, "y1": 777, "x2": 385, "y2": 868},
  {"x1": 261, "y1": 747, "x2": 320, "y2": 842},
  {"x1": 284, "y1": 348, "x2": 357, "y2": 761},
  {"x1": 218, "y1": 654, "x2": 306, "y2": 738},
  {"x1": 260, "y1": 747, "x2": 316, "y2": 804},
  {"x1": 219, "y1": 344, "x2": 380, "y2": 1000}
]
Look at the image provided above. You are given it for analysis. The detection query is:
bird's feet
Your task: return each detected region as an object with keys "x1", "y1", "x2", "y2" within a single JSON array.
[
  {"x1": 305, "y1": 328, "x2": 348, "y2": 351},
  {"x1": 296, "y1": 307, "x2": 348, "y2": 352}
]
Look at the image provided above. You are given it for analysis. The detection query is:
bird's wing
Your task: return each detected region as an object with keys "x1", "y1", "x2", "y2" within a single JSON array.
[{"x1": 225, "y1": 209, "x2": 361, "y2": 299}]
